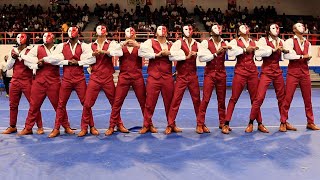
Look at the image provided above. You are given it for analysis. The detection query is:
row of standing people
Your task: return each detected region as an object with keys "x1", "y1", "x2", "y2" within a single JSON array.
[{"x1": 2, "y1": 22, "x2": 319, "y2": 137}]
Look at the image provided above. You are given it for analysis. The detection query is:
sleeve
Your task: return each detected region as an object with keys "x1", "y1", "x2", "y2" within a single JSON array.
[
  {"x1": 227, "y1": 39, "x2": 243, "y2": 58},
  {"x1": 255, "y1": 37, "x2": 273, "y2": 58},
  {"x1": 109, "y1": 41, "x2": 124, "y2": 57},
  {"x1": 21, "y1": 46, "x2": 39, "y2": 70},
  {"x1": 169, "y1": 40, "x2": 186, "y2": 61},
  {"x1": 283, "y1": 39, "x2": 300, "y2": 60},
  {"x1": 5, "y1": 49, "x2": 16, "y2": 70},
  {"x1": 138, "y1": 39, "x2": 156, "y2": 59},
  {"x1": 197, "y1": 40, "x2": 214, "y2": 62},
  {"x1": 78, "y1": 43, "x2": 96, "y2": 66},
  {"x1": 43, "y1": 43, "x2": 69, "y2": 66}
]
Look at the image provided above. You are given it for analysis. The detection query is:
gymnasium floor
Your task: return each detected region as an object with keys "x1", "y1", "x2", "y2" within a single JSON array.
[{"x1": 0, "y1": 88, "x2": 320, "y2": 180}]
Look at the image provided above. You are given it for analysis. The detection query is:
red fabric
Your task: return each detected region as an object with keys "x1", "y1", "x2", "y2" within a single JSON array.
[
  {"x1": 11, "y1": 49, "x2": 32, "y2": 81},
  {"x1": 197, "y1": 40, "x2": 227, "y2": 126},
  {"x1": 280, "y1": 38, "x2": 314, "y2": 124},
  {"x1": 235, "y1": 39, "x2": 258, "y2": 75},
  {"x1": 147, "y1": 39, "x2": 173, "y2": 79},
  {"x1": 260, "y1": 38, "x2": 283, "y2": 76},
  {"x1": 108, "y1": 46, "x2": 145, "y2": 128},
  {"x1": 36, "y1": 45, "x2": 60, "y2": 84},
  {"x1": 81, "y1": 41, "x2": 118, "y2": 130},
  {"x1": 167, "y1": 40, "x2": 200, "y2": 126},
  {"x1": 61, "y1": 43, "x2": 84, "y2": 82}
]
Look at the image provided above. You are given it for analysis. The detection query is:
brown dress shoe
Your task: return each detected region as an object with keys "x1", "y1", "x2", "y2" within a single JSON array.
[
  {"x1": 286, "y1": 122, "x2": 297, "y2": 131},
  {"x1": 221, "y1": 125, "x2": 230, "y2": 134},
  {"x1": 48, "y1": 129, "x2": 60, "y2": 138},
  {"x1": 105, "y1": 127, "x2": 114, "y2": 136},
  {"x1": 90, "y1": 127, "x2": 100, "y2": 136},
  {"x1": 2, "y1": 127, "x2": 17, "y2": 134},
  {"x1": 18, "y1": 128, "x2": 33, "y2": 136},
  {"x1": 196, "y1": 125, "x2": 203, "y2": 134},
  {"x1": 203, "y1": 125, "x2": 210, "y2": 133},
  {"x1": 258, "y1": 124, "x2": 269, "y2": 133},
  {"x1": 149, "y1": 126, "x2": 158, "y2": 133},
  {"x1": 139, "y1": 126, "x2": 149, "y2": 134},
  {"x1": 172, "y1": 126, "x2": 182, "y2": 133},
  {"x1": 245, "y1": 124, "x2": 254, "y2": 133},
  {"x1": 78, "y1": 130, "x2": 88, "y2": 137},
  {"x1": 117, "y1": 124, "x2": 129, "y2": 133},
  {"x1": 164, "y1": 126, "x2": 172, "y2": 135},
  {"x1": 307, "y1": 123, "x2": 320, "y2": 130},
  {"x1": 37, "y1": 127, "x2": 45, "y2": 135},
  {"x1": 279, "y1": 123, "x2": 287, "y2": 132},
  {"x1": 219, "y1": 123, "x2": 232, "y2": 131},
  {"x1": 64, "y1": 127, "x2": 75, "y2": 135}
]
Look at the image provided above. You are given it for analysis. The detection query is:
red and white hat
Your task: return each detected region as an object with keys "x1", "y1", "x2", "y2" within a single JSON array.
[
  {"x1": 96, "y1": 25, "x2": 107, "y2": 36},
  {"x1": 239, "y1": 25, "x2": 250, "y2": 35},
  {"x1": 211, "y1": 24, "x2": 222, "y2": 35},
  {"x1": 156, "y1": 26, "x2": 167, "y2": 37},
  {"x1": 68, "y1": 27, "x2": 79, "y2": 38},
  {"x1": 16, "y1": 33, "x2": 27, "y2": 45},
  {"x1": 125, "y1": 27, "x2": 136, "y2": 38},
  {"x1": 270, "y1": 24, "x2": 280, "y2": 36},
  {"x1": 43, "y1": 32, "x2": 54, "y2": 44},
  {"x1": 183, "y1": 25, "x2": 193, "y2": 37}
]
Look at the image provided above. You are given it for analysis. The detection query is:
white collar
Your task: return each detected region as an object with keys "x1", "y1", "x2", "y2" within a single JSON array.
[
  {"x1": 67, "y1": 40, "x2": 81, "y2": 44},
  {"x1": 293, "y1": 35, "x2": 306, "y2": 41},
  {"x1": 268, "y1": 36, "x2": 279, "y2": 42},
  {"x1": 239, "y1": 36, "x2": 252, "y2": 42},
  {"x1": 94, "y1": 39, "x2": 109, "y2": 44},
  {"x1": 154, "y1": 38, "x2": 169, "y2": 44},
  {"x1": 182, "y1": 37, "x2": 196, "y2": 45},
  {"x1": 209, "y1": 37, "x2": 224, "y2": 43}
]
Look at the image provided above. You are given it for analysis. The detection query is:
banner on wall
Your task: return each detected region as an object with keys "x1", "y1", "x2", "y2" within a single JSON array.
[
  {"x1": 166, "y1": 0, "x2": 183, "y2": 5},
  {"x1": 127, "y1": 0, "x2": 146, "y2": 6},
  {"x1": 228, "y1": 0, "x2": 237, "y2": 10}
]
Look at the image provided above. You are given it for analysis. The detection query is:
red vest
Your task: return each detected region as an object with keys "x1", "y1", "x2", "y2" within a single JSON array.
[
  {"x1": 261, "y1": 37, "x2": 283, "y2": 75},
  {"x1": 11, "y1": 48, "x2": 32, "y2": 82},
  {"x1": 205, "y1": 39, "x2": 226, "y2": 74},
  {"x1": 62, "y1": 42, "x2": 84, "y2": 82},
  {"x1": 147, "y1": 39, "x2": 173, "y2": 79},
  {"x1": 90, "y1": 41, "x2": 115, "y2": 80},
  {"x1": 119, "y1": 46, "x2": 143, "y2": 79},
  {"x1": 288, "y1": 38, "x2": 310, "y2": 75},
  {"x1": 35, "y1": 45, "x2": 60, "y2": 84},
  {"x1": 175, "y1": 39, "x2": 198, "y2": 76},
  {"x1": 235, "y1": 39, "x2": 258, "y2": 74}
]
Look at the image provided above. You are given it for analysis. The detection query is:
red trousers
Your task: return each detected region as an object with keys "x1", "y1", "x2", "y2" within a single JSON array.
[
  {"x1": 9, "y1": 79, "x2": 42, "y2": 128},
  {"x1": 280, "y1": 73, "x2": 314, "y2": 124},
  {"x1": 109, "y1": 74, "x2": 146, "y2": 128},
  {"x1": 197, "y1": 72, "x2": 226, "y2": 126},
  {"x1": 55, "y1": 78, "x2": 93, "y2": 130},
  {"x1": 225, "y1": 72, "x2": 262, "y2": 123},
  {"x1": 167, "y1": 74, "x2": 200, "y2": 127},
  {"x1": 143, "y1": 76, "x2": 174, "y2": 127},
  {"x1": 250, "y1": 73, "x2": 285, "y2": 121},
  {"x1": 25, "y1": 80, "x2": 69, "y2": 130},
  {"x1": 81, "y1": 76, "x2": 119, "y2": 130}
]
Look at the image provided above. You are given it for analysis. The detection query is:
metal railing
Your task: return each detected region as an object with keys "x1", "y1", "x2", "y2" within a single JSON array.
[{"x1": 1, "y1": 32, "x2": 320, "y2": 45}]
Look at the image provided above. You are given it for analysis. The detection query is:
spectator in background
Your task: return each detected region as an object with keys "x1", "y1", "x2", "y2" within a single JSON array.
[{"x1": 0, "y1": 55, "x2": 13, "y2": 97}]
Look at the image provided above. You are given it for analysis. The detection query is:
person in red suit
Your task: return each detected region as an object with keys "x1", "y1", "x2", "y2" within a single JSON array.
[
  {"x1": 78, "y1": 25, "x2": 128, "y2": 136},
  {"x1": 280, "y1": 23, "x2": 320, "y2": 131},
  {"x1": 139, "y1": 25, "x2": 174, "y2": 134},
  {"x1": 240, "y1": 24, "x2": 297, "y2": 135},
  {"x1": 18, "y1": 33, "x2": 73, "y2": 135},
  {"x1": 30, "y1": 27, "x2": 96, "y2": 138},
  {"x1": 197, "y1": 23, "x2": 234, "y2": 134},
  {"x1": 2, "y1": 33, "x2": 43, "y2": 135},
  {"x1": 105, "y1": 27, "x2": 146, "y2": 135},
  {"x1": 222, "y1": 25, "x2": 269, "y2": 133},
  {"x1": 164, "y1": 25, "x2": 199, "y2": 135}
]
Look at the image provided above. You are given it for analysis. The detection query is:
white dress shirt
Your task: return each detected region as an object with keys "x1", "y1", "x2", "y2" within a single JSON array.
[
  {"x1": 198, "y1": 37, "x2": 233, "y2": 62},
  {"x1": 255, "y1": 36, "x2": 285, "y2": 58},
  {"x1": 0, "y1": 61, "x2": 13, "y2": 77},
  {"x1": 43, "y1": 40, "x2": 95, "y2": 66},
  {"x1": 283, "y1": 35, "x2": 312, "y2": 60},
  {"x1": 169, "y1": 37, "x2": 199, "y2": 61},
  {"x1": 6, "y1": 46, "x2": 34, "y2": 71},
  {"x1": 138, "y1": 39, "x2": 169, "y2": 60}
]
